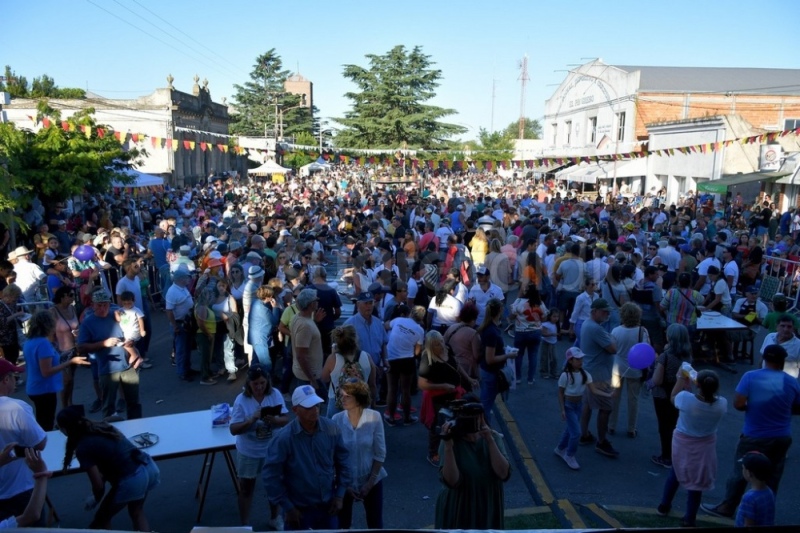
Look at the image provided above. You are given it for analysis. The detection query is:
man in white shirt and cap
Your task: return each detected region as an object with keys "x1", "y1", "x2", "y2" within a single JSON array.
[{"x1": 8, "y1": 247, "x2": 45, "y2": 302}]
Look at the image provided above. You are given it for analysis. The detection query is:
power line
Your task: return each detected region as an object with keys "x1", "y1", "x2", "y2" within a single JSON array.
[
  {"x1": 84, "y1": 0, "x2": 240, "y2": 82},
  {"x1": 109, "y1": 0, "x2": 244, "y2": 80}
]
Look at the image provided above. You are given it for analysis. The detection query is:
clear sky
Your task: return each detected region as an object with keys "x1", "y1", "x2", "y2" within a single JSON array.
[{"x1": 4, "y1": 0, "x2": 799, "y2": 141}]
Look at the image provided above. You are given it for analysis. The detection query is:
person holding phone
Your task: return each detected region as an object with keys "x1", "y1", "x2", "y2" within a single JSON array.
[{"x1": 229, "y1": 364, "x2": 289, "y2": 528}]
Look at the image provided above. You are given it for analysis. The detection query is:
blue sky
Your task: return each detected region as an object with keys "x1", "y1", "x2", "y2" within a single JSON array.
[{"x1": 4, "y1": 0, "x2": 799, "y2": 141}]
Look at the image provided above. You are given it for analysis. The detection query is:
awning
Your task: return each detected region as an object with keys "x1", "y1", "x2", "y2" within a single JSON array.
[
  {"x1": 698, "y1": 170, "x2": 789, "y2": 193},
  {"x1": 557, "y1": 163, "x2": 608, "y2": 184},
  {"x1": 609, "y1": 158, "x2": 647, "y2": 179}
]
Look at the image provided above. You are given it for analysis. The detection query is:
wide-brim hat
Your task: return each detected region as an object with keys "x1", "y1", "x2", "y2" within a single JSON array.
[{"x1": 8, "y1": 246, "x2": 33, "y2": 261}]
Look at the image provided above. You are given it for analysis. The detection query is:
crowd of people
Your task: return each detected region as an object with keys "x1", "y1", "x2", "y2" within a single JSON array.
[{"x1": 0, "y1": 163, "x2": 798, "y2": 528}]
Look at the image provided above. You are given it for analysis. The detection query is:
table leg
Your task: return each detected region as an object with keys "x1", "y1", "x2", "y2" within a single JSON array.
[
  {"x1": 196, "y1": 451, "x2": 217, "y2": 523},
  {"x1": 195, "y1": 452, "x2": 209, "y2": 499},
  {"x1": 222, "y1": 449, "x2": 241, "y2": 495},
  {"x1": 45, "y1": 494, "x2": 60, "y2": 526}
]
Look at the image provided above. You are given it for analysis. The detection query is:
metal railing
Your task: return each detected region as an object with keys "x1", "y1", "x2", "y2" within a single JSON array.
[{"x1": 762, "y1": 254, "x2": 800, "y2": 311}]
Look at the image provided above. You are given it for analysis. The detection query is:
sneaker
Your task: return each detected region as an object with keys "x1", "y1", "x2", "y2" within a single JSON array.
[
  {"x1": 383, "y1": 414, "x2": 397, "y2": 427},
  {"x1": 651, "y1": 455, "x2": 672, "y2": 468},
  {"x1": 527, "y1": 380, "x2": 534, "y2": 385},
  {"x1": 563, "y1": 454, "x2": 580, "y2": 470},
  {"x1": 700, "y1": 503, "x2": 734, "y2": 519},
  {"x1": 199, "y1": 378, "x2": 217, "y2": 385},
  {"x1": 89, "y1": 399, "x2": 102, "y2": 413},
  {"x1": 170, "y1": 358, "x2": 176, "y2": 367},
  {"x1": 268, "y1": 516, "x2": 284, "y2": 531},
  {"x1": 140, "y1": 361, "x2": 154, "y2": 369},
  {"x1": 515, "y1": 379, "x2": 522, "y2": 384},
  {"x1": 115, "y1": 399, "x2": 126, "y2": 413},
  {"x1": 595, "y1": 440, "x2": 620, "y2": 457},
  {"x1": 427, "y1": 454, "x2": 440, "y2": 467},
  {"x1": 543, "y1": 375, "x2": 550, "y2": 380},
  {"x1": 216, "y1": 369, "x2": 227, "y2": 377},
  {"x1": 656, "y1": 504, "x2": 670, "y2": 517},
  {"x1": 553, "y1": 447, "x2": 566, "y2": 459},
  {"x1": 227, "y1": 372, "x2": 237, "y2": 382},
  {"x1": 579, "y1": 432, "x2": 596, "y2": 445},
  {"x1": 403, "y1": 415, "x2": 418, "y2": 426}
]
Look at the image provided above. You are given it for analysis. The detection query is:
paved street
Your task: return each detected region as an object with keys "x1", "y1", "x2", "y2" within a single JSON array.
[{"x1": 22, "y1": 289, "x2": 800, "y2": 530}]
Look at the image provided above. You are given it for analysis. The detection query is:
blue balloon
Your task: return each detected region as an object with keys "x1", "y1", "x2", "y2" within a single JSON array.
[
  {"x1": 628, "y1": 343, "x2": 656, "y2": 370},
  {"x1": 74, "y1": 245, "x2": 95, "y2": 262}
]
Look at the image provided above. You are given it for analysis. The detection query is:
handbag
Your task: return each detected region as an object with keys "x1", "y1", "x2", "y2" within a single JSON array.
[{"x1": 497, "y1": 362, "x2": 514, "y2": 394}]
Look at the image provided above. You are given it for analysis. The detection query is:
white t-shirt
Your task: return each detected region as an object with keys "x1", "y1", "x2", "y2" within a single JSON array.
[
  {"x1": 428, "y1": 295, "x2": 463, "y2": 327},
  {"x1": 558, "y1": 369, "x2": 593, "y2": 396},
  {"x1": 697, "y1": 258, "x2": 721, "y2": 296},
  {"x1": 611, "y1": 325, "x2": 650, "y2": 380},
  {"x1": 760, "y1": 333, "x2": 800, "y2": 378},
  {"x1": 230, "y1": 388, "x2": 289, "y2": 458},
  {"x1": 467, "y1": 283, "x2": 505, "y2": 325},
  {"x1": 712, "y1": 278, "x2": 731, "y2": 307},
  {"x1": 386, "y1": 317, "x2": 425, "y2": 361},
  {"x1": 116, "y1": 275, "x2": 144, "y2": 312},
  {"x1": 118, "y1": 306, "x2": 145, "y2": 341},
  {"x1": 674, "y1": 390, "x2": 727, "y2": 438},
  {"x1": 723, "y1": 261, "x2": 740, "y2": 295},
  {"x1": 0, "y1": 397, "x2": 46, "y2": 499}
]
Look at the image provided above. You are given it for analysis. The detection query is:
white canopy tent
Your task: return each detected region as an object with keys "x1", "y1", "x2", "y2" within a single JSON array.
[
  {"x1": 299, "y1": 161, "x2": 332, "y2": 177},
  {"x1": 248, "y1": 160, "x2": 291, "y2": 176},
  {"x1": 111, "y1": 167, "x2": 164, "y2": 189}
]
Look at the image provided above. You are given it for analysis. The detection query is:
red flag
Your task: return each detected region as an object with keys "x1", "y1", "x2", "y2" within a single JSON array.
[
  {"x1": 183, "y1": 140, "x2": 192, "y2": 150},
  {"x1": 97, "y1": 127, "x2": 105, "y2": 138},
  {"x1": 61, "y1": 121, "x2": 69, "y2": 131},
  {"x1": 131, "y1": 133, "x2": 140, "y2": 143},
  {"x1": 42, "y1": 118, "x2": 51, "y2": 128},
  {"x1": 200, "y1": 142, "x2": 208, "y2": 152}
]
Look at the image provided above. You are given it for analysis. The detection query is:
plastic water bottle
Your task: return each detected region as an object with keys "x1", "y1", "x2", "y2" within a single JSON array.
[{"x1": 680, "y1": 362, "x2": 697, "y2": 383}]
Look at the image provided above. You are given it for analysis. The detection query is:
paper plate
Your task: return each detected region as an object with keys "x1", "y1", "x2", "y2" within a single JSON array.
[
  {"x1": 703, "y1": 311, "x2": 721, "y2": 317},
  {"x1": 130, "y1": 432, "x2": 159, "y2": 449}
]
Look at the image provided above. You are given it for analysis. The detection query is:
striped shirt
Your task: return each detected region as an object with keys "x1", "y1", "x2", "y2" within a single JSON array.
[{"x1": 661, "y1": 288, "x2": 704, "y2": 327}]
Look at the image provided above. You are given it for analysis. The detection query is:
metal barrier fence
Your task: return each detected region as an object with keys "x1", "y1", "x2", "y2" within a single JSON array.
[{"x1": 762, "y1": 254, "x2": 800, "y2": 311}]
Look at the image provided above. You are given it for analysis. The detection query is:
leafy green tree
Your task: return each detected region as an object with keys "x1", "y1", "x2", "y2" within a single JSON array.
[
  {"x1": 230, "y1": 49, "x2": 316, "y2": 139},
  {"x1": 460, "y1": 128, "x2": 514, "y2": 161},
  {"x1": 501, "y1": 118, "x2": 542, "y2": 140},
  {"x1": 0, "y1": 103, "x2": 142, "y2": 208},
  {"x1": 0, "y1": 66, "x2": 85, "y2": 99},
  {"x1": 335, "y1": 45, "x2": 466, "y2": 149}
]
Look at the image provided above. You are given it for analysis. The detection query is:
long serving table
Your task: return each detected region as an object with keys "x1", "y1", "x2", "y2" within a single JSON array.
[
  {"x1": 696, "y1": 312, "x2": 747, "y2": 374},
  {"x1": 43, "y1": 410, "x2": 238, "y2": 523}
]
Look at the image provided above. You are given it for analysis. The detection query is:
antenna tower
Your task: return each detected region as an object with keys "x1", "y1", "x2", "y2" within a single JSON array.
[{"x1": 518, "y1": 55, "x2": 529, "y2": 139}]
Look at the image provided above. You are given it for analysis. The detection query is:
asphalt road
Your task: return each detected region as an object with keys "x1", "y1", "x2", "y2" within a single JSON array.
[{"x1": 20, "y1": 276, "x2": 800, "y2": 530}]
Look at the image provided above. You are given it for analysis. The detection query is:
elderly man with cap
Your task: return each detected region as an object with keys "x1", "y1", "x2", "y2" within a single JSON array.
[
  {"x1": 345, "y1": 290, "x2": 388, "y2": 404},
  {"x1": 579, "y1": 298, "x2": 619, "y2": 458},
  {"x1": 263, "y1": 385, "x2": 352, "y2": 530},
  {"x1": 702, "y1": 344, "x2": 800, "y2": 519},
  {"x1": 77, "y1": 288, "x2": 142, "y2": 420},
  {"x1": 8, "y1": 246, "x2": 45, "y2": 303},
  {"x1": 290, "y1": 289, "x2": 327, "y2": 396},
  {"x1": 165, "y1": 267, "x2": 195, "y2": 382},
  {"x1": 242, "y1": 264, "x2": 265, "y2": 365},
  {"x1": 0, "y1": 359, "x2": 47, "y2": 524}
]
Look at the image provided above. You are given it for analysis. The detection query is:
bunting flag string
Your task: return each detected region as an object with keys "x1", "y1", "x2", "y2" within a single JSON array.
[{"x1": 34, "y1": 116, "x2": 800, "y2": 170}]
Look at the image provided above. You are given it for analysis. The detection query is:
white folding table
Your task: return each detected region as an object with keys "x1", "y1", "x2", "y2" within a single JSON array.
[{"x1": 43, "y1": 410, "x2": 238, "y2": 523}]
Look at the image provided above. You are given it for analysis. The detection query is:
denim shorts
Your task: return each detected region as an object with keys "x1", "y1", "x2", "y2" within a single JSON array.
[
  {"x1": 236, "y1": 453, "x2": 266, "y2": 479},
  {"x1": 114, "y1": 455, "x2": 160, "y2": 504}
]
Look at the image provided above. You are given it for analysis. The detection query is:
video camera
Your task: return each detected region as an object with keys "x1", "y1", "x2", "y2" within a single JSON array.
[{"x1": 437, "y1": 400, "x2": 484, "y2": 441}]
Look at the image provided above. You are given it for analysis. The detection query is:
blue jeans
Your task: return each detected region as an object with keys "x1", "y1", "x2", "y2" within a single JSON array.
[
  {"x1": 479, "y1": 368, "x2": 498, "y2": 425},
  {"x1": 514, "y1": 329, "x2": 542, "y2": 382},
  {"x1": 251, "y1": 344, "x2": 272, "y2": 373},
  {"x1": 660, "y1": 466, "x2": 702, "y2": 525},
  {"x1": 290, "y1": 503, "x2": 339, "y2": 530},
  {"x1": 558, "y1": 399, "x2": 582, "y2": 457},
  {"x1": 573, "y1": 319, "x2": 584, "y2": 347},
  {"x1": 174, "y1": 326, "x2": 192, "y2": 378},
  {"x1": 339, "y1": 480, "x2": 383, "y2": 529}
]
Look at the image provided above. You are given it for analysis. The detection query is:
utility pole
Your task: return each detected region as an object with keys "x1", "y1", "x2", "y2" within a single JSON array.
[{"x1": 518, "y1": 55, "x2": 529, "y2": 139}]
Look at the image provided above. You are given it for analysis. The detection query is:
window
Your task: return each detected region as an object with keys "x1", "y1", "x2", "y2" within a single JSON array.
[
  {"x1": 589, "y1": 116, "x2": 597, "y2": 144},
  {"x1": 565, "y1": 121, "x2": 572, "y2": 145},
  {"x1": 551, "y1": 123, "x2": 557, "y2": 145},
  {"x1": 616, "y1": 112, "x2": 626, "y2": 142},
  {"x1": 786, "y1": 119, "x2": 800, "y2": 130}
]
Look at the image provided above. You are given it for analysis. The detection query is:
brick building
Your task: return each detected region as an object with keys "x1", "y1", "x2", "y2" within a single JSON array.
[{"x1": 544, "y1": 60, "x2": 800, "y2": 197}]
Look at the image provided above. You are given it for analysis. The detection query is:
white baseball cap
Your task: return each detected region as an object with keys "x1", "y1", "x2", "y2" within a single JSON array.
[{"x1": 292, "y1": 385, "x2": 324, "y2": 408}]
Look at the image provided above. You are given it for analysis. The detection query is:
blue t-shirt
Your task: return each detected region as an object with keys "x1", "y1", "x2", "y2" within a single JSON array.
[
  {"x1": 148, "y1": 238, "x2": 171, "y2": 269},
  {"x1": 736, "y1": 369, "x2": 800, "y2": 438},
  {"x1": 24, "y1": 337, "x2": 63, "y2": 395},
  {"x1": 47, "y1": 274, "x2": 66, "y2": 301},
  {"x1": 735, "y1": 487, "x2": 775, "y2": 527},
  {"x1": 77, "y1": 313, "x2": 130, "y2": 375},
  {"x1": 479, "y1": 323, "x2": 505, "y2": 373}
]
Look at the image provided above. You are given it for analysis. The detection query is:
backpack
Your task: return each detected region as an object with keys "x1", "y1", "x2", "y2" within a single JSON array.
[{"x1": 333, "y1": 352, "x2": 370, "y2": 409}]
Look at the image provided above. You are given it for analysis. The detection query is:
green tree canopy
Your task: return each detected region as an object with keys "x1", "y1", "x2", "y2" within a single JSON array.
[
  {"x1": 230, "y1": 49, "x2": 316, "y2": 139},
  {"x1": 0, "y1": 103, "x2": 142, "y2": 209},
  {"x1": 335, "y1": 45, "x2": 466, "y2": 150},
  {"x1": 501, "y1": 118, "x2": 542, "y2": 140},
  {"x1": 0, "y1": 66, "x2": 86, "y2": 99}
]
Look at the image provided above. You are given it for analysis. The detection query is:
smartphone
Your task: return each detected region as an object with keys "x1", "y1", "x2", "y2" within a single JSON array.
[
  {"x1": 13, "y1": 445, "x2": 28, "y2": 458},
  {"x1": 260, "y1": 405, "x2": 281, "y2": 418}
]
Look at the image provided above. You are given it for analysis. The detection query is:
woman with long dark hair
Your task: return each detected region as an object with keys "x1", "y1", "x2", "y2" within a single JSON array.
[
  {"x1": 477, "y1": 299, "x2": 518, "y2": 424},
  {"x1": 428, "y1": 280, "x2": 463, "y2": 334},
  {"x1": 24, "y1": 310, "x2": 89, "y2": 430},
  {"x1": 657, "y1": 370, "x2": 726, "y2": 527},
  {"x1": 56, "y1": 406, "x2": 160, "y2": 530}
]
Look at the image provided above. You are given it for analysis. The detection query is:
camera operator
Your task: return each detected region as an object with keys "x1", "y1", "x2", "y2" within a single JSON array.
[{"x1": 434, "y1": 400, "x2": 511, "y2": 530}]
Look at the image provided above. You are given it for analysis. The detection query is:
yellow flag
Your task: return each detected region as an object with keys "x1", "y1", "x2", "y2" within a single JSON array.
[{"x1": 188, "y1": 141, "x2": 196, "y2": 150}]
